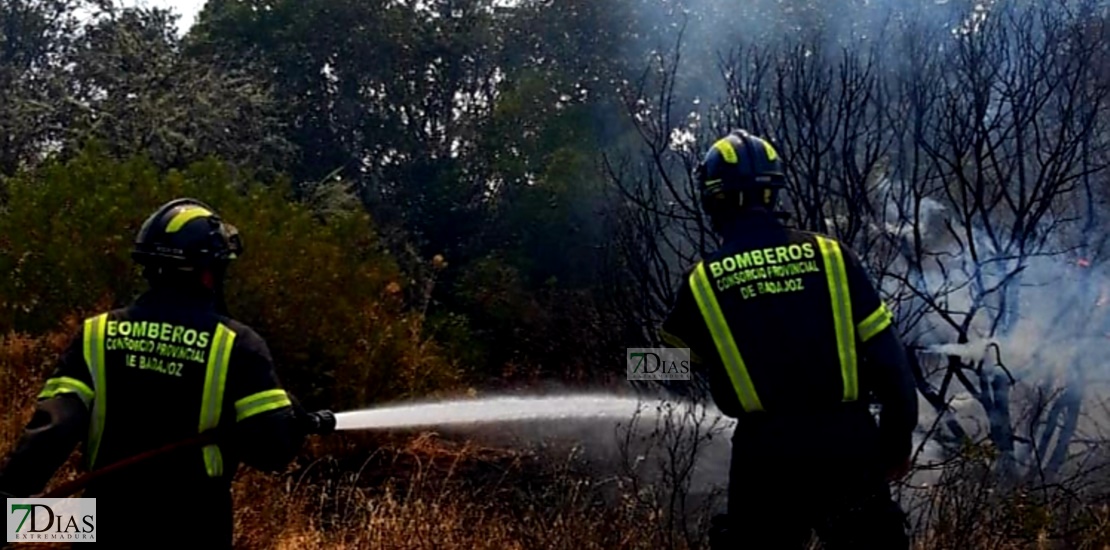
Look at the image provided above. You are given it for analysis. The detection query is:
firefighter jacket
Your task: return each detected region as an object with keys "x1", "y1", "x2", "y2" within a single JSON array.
[
  {"x1": 0, "y1": 285, "x2": 305, "y2": 547},
  {"x1": 661, "y1": 210, "x2": 918, "y2": 472}
]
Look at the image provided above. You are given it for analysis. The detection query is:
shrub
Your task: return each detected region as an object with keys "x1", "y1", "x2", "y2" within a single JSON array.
[{"x1": 0, "y1": 145, "x2": 461, "y2": 409}]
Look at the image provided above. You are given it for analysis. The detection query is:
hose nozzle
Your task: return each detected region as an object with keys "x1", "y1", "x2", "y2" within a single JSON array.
[{"x1": 304, "y1": 410, "x2": 337, "y2": 435}]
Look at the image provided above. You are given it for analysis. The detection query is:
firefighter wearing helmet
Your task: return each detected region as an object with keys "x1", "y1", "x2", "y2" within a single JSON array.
[
  {"x1": 659, "y1": 131, "x2": 919, "y2": 549},
  {"x1": 0, "y1": 199, "x2": 320, "y2": 548}
]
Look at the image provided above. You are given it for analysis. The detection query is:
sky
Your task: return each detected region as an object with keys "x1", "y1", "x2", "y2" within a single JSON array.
[
  {"x1": 123, "y1": 0, "x2": 206, "y2": 34},
  {"x1": 120, "y1": 0, "x2": 525, "y2": 35}
]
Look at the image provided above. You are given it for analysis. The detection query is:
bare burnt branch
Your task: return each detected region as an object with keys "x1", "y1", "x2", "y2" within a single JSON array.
[{"x1": 605, "y1": 0, "x2": 1110, "y2": 495}]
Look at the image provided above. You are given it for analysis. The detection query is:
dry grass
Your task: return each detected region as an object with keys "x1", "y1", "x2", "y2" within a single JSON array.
[
  {"x1": 230, "y1": 436, "x2": 660, "y2": 550},
  {"x1": 5, "y1": 330, "x2": 1110, "y2": 549},
  {"x1": 0, "y1": 330, "x2": 672, "y2": 550}
]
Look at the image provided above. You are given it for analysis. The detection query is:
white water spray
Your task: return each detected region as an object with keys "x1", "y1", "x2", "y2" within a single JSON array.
[
  {"x1": 333, "y1": 392, "x2": 736, "y2": 512},
  {"x1": 334, "y1": 393, "x2": 731, "y2": 431}
]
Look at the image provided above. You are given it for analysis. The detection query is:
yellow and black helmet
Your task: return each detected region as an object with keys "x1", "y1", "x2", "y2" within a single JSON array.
[
  {"x1": 695, "y1": 129, "x2": 785, "y2": 213},
  {"x1": 132, "y1": 198, "x2": 242, "y2": 269}
]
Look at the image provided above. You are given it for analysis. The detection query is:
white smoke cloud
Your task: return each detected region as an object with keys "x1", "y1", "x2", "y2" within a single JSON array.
[{"x1": 868, "y1": 170, "x2": 1110, "y2": 478}]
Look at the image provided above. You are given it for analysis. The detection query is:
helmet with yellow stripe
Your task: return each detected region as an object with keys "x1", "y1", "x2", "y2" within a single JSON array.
[
  {"x1": 132, "y1": 198, "x2": 243, "y2": 270},
  {"x1": 695, "y1": 129, "x2": 785, "y2": 224}
]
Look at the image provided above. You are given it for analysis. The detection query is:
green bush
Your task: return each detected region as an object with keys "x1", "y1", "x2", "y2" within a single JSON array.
[{"x1": 0, "y1": 145, "x2": 461, "y2": 410}]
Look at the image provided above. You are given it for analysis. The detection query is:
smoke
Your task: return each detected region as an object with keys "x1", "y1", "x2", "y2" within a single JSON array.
[
  {"x1": 883, "y1": 187, "x2": 1108, "y2": 365},
  {"x1": 620, "y1": 0, "x2": 968, "y2": 118},
  {"x1": 870, "y1": 164, "x2": 1110, "y2": 477}
]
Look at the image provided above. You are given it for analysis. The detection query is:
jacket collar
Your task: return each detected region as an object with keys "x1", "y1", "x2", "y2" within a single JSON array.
[
  {"x1": 717, "y1": 208, "x2": 785, "y2": 241},
  {"x1": 134, "y1": 285, "x2": 218, "y2": 311}
]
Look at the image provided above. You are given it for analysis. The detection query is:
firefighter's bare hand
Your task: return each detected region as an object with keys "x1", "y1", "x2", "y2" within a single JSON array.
[{"x1": 886, "y1": 457, "x2": 911, "y2": 481}]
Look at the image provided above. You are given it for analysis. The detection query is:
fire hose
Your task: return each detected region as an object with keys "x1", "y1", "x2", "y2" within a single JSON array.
[{"x1": 38, "y1": 410, "x2": 337, "y2": 499}]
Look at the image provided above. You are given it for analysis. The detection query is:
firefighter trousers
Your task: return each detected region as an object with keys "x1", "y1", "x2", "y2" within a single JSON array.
[{"x1": 710, "y1": 457, "x2": 910, "y2": 549}]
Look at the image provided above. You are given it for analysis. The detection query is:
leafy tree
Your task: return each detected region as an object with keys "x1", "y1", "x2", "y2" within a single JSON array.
[
  {"x1": 0, "y1": 0, "x2": 104, "y2": 177},
  {"x1": 186, "y1": 0, "x2": 635, "y2": 383},
  {"x1": 61, "y1": 4, "x2": 293, "y2": 176}
]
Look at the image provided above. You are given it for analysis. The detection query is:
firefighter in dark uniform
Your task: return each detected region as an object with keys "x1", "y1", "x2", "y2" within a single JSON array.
[
  {"x1": 0, "y1": 198, "x2": 323, "y2": 548},
  {"x1": 659, "y1": 131, "x2": 920, "y2": 549}
]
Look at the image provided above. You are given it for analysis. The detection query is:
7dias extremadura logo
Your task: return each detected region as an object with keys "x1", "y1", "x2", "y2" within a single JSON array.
[
  {"x1": 627, "y1": 348, "x2": 692, "y2": 381},
  {"x1": 6, "y1": 498, "x2": 96, "y2": 543}
]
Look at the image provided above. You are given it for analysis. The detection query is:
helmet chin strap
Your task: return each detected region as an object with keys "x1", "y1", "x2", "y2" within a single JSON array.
[
  {"x1": 144, "y1": 263, "x2": 226, "y2": 304},
  {"x1": 208, "y1": 263, "x2": 231, "y2": 315},
  {"x1": 214, "y1": 284, "x2": 230, "y2": 316},
  {"x1": 706, "y1": 188, "x2": 793, "y2": 233}
]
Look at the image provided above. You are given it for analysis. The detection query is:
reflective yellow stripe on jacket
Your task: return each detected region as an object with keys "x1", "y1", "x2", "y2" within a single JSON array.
[
  {"x1": 199, "y1": 323, "x2": 236, "y2": 478},
  {"x1": 689, "y1": 237, "x2": 893, "y2": 411},
  {"x1": 689, "y1": 262, "x2": 764, "y2": 412},
  {"x1": 815, "y1": 236, "x2": 859, "y2": 402},
  {"x1": 70, "y1": 315, "x2": 246, "y2": 476},
  {"x1": 83, "y1": 313, "x2": 109, "y2": 470}
]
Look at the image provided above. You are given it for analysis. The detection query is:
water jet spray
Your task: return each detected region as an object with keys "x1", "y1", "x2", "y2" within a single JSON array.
[
  {"x1": 330, "y1": 394, "x2": 701, "y2": 431},
  {"x1": 38, "y1": 394, "x2": 732, "y2": 501}
]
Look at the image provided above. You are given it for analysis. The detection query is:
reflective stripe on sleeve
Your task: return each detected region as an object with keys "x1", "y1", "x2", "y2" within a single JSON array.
[
  {"x1": 658, "y1": 329, "x2": 703, "y2": 364},
  {"x1": 235, "y1": 389, "x2": 292, "y2": 422},
  {"x1": 858, "y1": 302, "x2": 894, "y2": 343},
  {"x1": 38, "y1": 376, "x2": 95, "y2": 407}
]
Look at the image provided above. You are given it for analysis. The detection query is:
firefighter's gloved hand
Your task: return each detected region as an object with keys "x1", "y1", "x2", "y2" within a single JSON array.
[
  {"x1": 289, "y1": 393, "x2": 312, "y2": 432},
  {"x1": 288, "y1": 393, "x2": 336, "y2": 435},
  {"x1": 300, "y1": 410, "x2": 336, "y2": 435}
]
